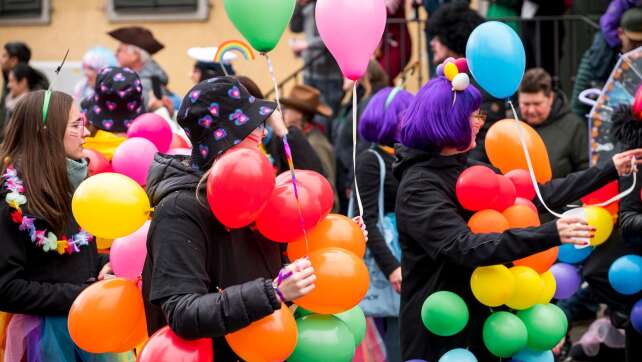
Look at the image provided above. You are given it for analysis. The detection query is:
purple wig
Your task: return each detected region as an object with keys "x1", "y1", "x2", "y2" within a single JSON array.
[
  {"x1": 400, "y1": 76, "x2": 482, "y2": 151},
  {"x1": 359, "y1": 87, "x2": 414, "y2": 146}
]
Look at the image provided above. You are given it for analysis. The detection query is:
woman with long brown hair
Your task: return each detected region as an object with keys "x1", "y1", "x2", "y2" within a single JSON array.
[{"x1": 0, "y1": 90, "x2": 130, "y2": 361}]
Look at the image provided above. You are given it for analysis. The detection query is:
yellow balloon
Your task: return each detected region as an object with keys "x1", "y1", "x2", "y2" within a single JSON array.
[
  {"x1": 96, "y1": 238, "x2": 113, "y2": 250},
  {"x1": 537, "y1": 271, "x2": 557, "y2": 304},
  {"x1": 585, "y1": 206, "x2": 614, "y2": 246},
  {"x1": 444, "y1": 62, "x2": 459, "y2": 81},
  {"x1": 72, "y1": 173, "x2": 150, "y2": 239},
  {"x1": 505, "y1": 266, "x2": 544, "y2": 310},
  {"x1": 470, "y1": 265, "x2": 515, "y2": 307}
]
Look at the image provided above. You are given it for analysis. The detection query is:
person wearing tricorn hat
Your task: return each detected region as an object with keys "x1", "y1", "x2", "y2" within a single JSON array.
[
  {"x1": 141, "y1": 77, "x2": 316, "y2": 362},
  {"x1": 282, "y1": 84, "x2": 338, "y2": 210},
  {"x1": 108, "y1": 26, "x2": 171, "y2": 109}
]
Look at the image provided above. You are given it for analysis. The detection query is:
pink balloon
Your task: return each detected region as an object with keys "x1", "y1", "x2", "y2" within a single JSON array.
[
  {"x1": 168, "y1": 148, "x2": 192, "y2": 156},
  {"x1": 112, "y1": 137, "x2": 158, "y2": 186},
  {"x1": 127, "y1": 113, "x2": 173, "y2": 153},
  {"x1": 316, "y1": 0, "x2": 387, "y2": 80},
  {"x1": 110, "y1": 221, "x2": 150, "y2": 280}
]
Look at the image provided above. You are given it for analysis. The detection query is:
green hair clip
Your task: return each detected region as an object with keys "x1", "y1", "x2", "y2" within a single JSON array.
[
  {"x1": 384, "y1": 87, "x2": 402, "y2": 110},
  {"x1": 41, "y1": 49, "x2": 70, "y2": 126}
]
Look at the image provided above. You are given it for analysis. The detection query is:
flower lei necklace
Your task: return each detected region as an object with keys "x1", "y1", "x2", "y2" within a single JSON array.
[{"x1": 2, "y1": 166, "x2": 92, "y2": 255}]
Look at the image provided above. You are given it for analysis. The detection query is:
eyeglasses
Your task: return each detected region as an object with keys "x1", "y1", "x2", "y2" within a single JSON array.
[{"x1": 471, "y1": 110, "x2": 488, "y2": 123}]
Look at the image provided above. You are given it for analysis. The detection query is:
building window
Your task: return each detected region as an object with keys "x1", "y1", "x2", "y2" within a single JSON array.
[
  {"x1": 0, "y1": 0, "x2": 51, "y2": 26},
  {"x1": 108, "y1": 0, "x2": 210, "y2": 22}
]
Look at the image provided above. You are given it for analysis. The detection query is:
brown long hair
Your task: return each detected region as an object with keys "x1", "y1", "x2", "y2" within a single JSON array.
[{"x1": 0, "y1": 90, "x2": 74, "y2": 234}]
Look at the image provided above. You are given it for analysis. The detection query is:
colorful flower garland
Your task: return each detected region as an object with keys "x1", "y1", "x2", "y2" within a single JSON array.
[{"x1": 2, "y1": 166, "x2": 92, "y2": 255}]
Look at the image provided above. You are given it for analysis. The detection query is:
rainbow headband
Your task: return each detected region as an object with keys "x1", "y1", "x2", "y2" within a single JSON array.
[{"x1": 214, "y1": 40, "x2": 255, "y2": 63}]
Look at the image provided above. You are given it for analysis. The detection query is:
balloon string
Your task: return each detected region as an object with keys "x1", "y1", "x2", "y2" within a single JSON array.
[
  {"x1": 283, "y1": 134, "x2": 310, "y2": 252},
  {"x1": 263, "y1": 53, "x2": 310, "y2": 253},
  {"x1": 508, "y1": 100, "x2": 564, "y2": 218},
  {"x1": 353, "y1": 82, "x2": 364, "y2": 217},
  {"x1": 508, "y1": 100, "x2": 638, "y2": 215}
]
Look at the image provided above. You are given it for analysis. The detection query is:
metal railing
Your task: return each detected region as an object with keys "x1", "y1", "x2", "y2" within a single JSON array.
[{"x1": 268, "y1": 14, "x2": 601, "y2": 98}]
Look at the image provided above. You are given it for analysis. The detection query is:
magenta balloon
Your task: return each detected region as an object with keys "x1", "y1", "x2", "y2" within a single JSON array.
[
  {"x1": 110, "y1": 221, "x2": 150, "y2": 280},
  {"x1": 112, "y1": 137, "x2": 158, "y2": 186},
  {"x1": 127, "y1": 113, "x2": 173, "y2": 153},
  {"x1": 168, "y1": 148, "x2": 192, "y2": 156}
]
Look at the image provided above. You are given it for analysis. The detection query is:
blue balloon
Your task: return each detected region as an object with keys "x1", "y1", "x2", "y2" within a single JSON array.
[
  {"x1": 558, "y1": 244, "x2": 592, "y2": 264},
  {"x1": 631, "y1": 299, "x2": 642, "y2": 333},
  {"x1": 608, "y1": 255, "x2": 642, "y2": 295},
  {"x1": 438, "y1": 348, "x2": 477, "y2": 362},
  {"x1": 510, "y1": 348, "x2": 554, "y2": 362},
  {"x1": 466, "y1": 21, "x2": 526, "y2": 99}
]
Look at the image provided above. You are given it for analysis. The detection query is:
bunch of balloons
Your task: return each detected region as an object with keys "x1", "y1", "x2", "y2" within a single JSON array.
[
  {"x1": 289, "y1": 306, "x2": 366, "y2": 362},
  {"x1": 436, "y1": 58, "x2": 470, "y2": 91}
]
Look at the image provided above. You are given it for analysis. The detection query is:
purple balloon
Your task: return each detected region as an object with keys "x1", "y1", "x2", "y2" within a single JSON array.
[
  {"x1": 631, "y1": 299, "x2": 642, "y2": 333},
  {"x1": 436, "y1": 63, "x2": 445, "y2": 76},
  {"x1": 551, "y1": 263, "x2": 581, "y2": 299}
]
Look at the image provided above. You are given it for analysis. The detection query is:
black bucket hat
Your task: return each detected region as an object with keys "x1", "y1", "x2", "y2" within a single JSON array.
[
  {"x1": 178, "y1": 77, "x2": 277, "y2": 169},
  {"x1": 80, "y1": 66, "x2": 145, "y2": 133}
]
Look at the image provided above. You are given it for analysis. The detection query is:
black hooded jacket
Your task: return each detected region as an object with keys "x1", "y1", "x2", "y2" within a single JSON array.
[
  {"x1": 142, "y1": 154, "x2": 284, "y2": 361},
  {"x1": 393, "y1": 145, "x2": 619, "y2": 361}
]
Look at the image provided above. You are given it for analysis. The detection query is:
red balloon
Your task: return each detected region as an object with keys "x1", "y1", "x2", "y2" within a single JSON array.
[
  {"x1": 456, "y1": 166, "x2": 499, "y2": 211},
  {"x1": 256, "y1": 183, "x2": 322, "y2": 242},
  {"x1": 83, "y1": 148, "x2": 112, "y2": 176},
  {"x1": 505, "y1": 169, "x2": 535, "y2": 200},
  {"x1": 170, "y1": 133, "x2": 190, "y2": 149},
  {"x1": 581, "y1": 180, "x2": 619, "y2": 217},
  {"x1": 634, "y1": 85, "x2": 642, "y2": 119},
  {"x1": 207, "y1": 148, "x2": 275, "y2": 229},
  {"x1": 514, "y1": 197, "x2": 538, "y2": 214},
  {"x1": 138, "y1": 326, "x2": 213, "y2": 362},
  {"x1": 276, "y1": 169, "x2": 334, "y2": 215},
  {"x1": 490, "y1": 175, "x2": 517, "y2": 211}
]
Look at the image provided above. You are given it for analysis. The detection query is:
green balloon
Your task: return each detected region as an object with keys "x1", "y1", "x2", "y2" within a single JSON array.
[
  {"x1": 482, "y1": 311, "x2": 528, "y2": 357},
  {"x1": 335, "y1": 306, "x2": 367, "y2": 347},
  {"x1": 289, "y1": 315, "x2": 356, "y2": 362},
  {"x1": 224, "y1": 0, "x2": 296, "y2": 53},
  {"x1": 294, "y1": 306, "x2": 314, "y2": 319},
  {"x1": 517, "y1": 303, "x2": 568, "y2": 351},
  {"x1": 421, "y1": 291, "x2": 469, "y2": 336}
]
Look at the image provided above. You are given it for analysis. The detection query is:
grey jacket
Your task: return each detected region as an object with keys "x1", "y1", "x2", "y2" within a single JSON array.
[
  {"x1": 139, "y1": 58, "x2": 169, "y2": 105},
  {"x1": 290, "y1": 2, "x2": 343, "y2": 81}
]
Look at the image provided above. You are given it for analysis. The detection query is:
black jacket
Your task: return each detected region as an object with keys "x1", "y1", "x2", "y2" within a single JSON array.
[
  {"x1": 393, "y1": 145, "x2": 619, "y2": 361},
  {"x1": 142, "y1": 154, "x2": 283, "y2": 362},
  {"x1": 0, "y1": 188, "x2": 107, "y2": 315},
  {"x1": 354, "y1": 146, "x2": 399, "y2": 277},
  {"x1": 267, "y1": 125, "x2": 325, "y2": 176}
]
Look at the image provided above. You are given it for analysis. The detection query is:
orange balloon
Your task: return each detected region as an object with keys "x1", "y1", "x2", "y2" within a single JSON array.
[
  {"x1": 288, "y1": 214, "x2": 366, "y2": 260},
  {"x1": 486, "y1": 119, "x2": 552, "y2": 183},
  {"x1": 514, "y1": 247, "x2": 559, "y2": 274},
  {"x1": 68, "y1": 278, "x2": 147, "y2": 353},
  {"x1": 225, "y1": 304, "x2": 297, "y2": 362},
  {"x1": 503, "y1": 205, "x2": 541, "y2": 228},
  {"x1": 295, "y1": 247, "x2": 370, "y2": 314},
  {"x1": 468, "y1": 209, "x2": 510, "y2": 234}
]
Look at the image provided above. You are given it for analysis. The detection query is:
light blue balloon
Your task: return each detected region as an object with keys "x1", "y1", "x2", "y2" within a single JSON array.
[
  {"x1": 558, "y1": 244, "x2": 592, "y2": 264},
  {"x1": 608, "y1": 255, "x2": 642, "y2": 295},
  {"x1": 510, "y1": 348, "x2": 554, "y2": 362},
  {"x1": 438, "y1": 348, "x2": 477, "y2": 362},
  {"x1": 466, "y1": 21, "x2": 526, "y2": 99}
]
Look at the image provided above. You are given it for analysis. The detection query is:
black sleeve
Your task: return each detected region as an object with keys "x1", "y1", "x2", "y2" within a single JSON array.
[
  {"x1": 397, "y1": 178, "x2": 560, "y2": 268},
  {"x1": 355, "y1": 152, "x2": 399, "y2": 277},
  {"x1": 619, "y1": 169, "x2": 642, "y2": 244},
  {"x1": 0, "y1": 205, "x2": 84, "y2": 315},
  {"x1": 535, "y1": 160, "x2": 618, "y2": 212},
  {"x1": 290, "y1": 4, "x2": 304, "y2": 33},
  {"x1": 271, "y1": 126, "x2": 325, "y2": 175},
  {"x1": 96, "y1": 252, "x2": 110, "y2": 275},
  {"x1": 148, "y1": 194, "x2": 281, "y2": 340}
]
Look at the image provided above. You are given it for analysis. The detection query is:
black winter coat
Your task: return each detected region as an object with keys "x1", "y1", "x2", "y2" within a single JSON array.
[
  {"x1": 142, "y1": 154, "x2": 284, "y2": 362},
  {"x1": 393, "y1": 145, "x2": 619, "y2": 361},
  {"x1": 0, "y1": 185, "x2": 107, "y2": 315}
]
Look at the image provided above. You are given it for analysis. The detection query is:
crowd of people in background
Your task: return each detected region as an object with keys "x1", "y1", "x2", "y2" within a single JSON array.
[{"x1": 1, "y1": 0, "x2": 642, "y2": 361}]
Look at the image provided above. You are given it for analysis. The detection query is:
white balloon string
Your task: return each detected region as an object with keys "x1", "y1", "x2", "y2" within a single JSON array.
[
  {"x1": 508, "y1": 100, "x2": 564, "y2": 218},
  {"x1": 264, "y1": 53, "x2": 284, "y2": 117},
  {"x1": 353, "y1": 82, "x2": 364, "y2": 217}
]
